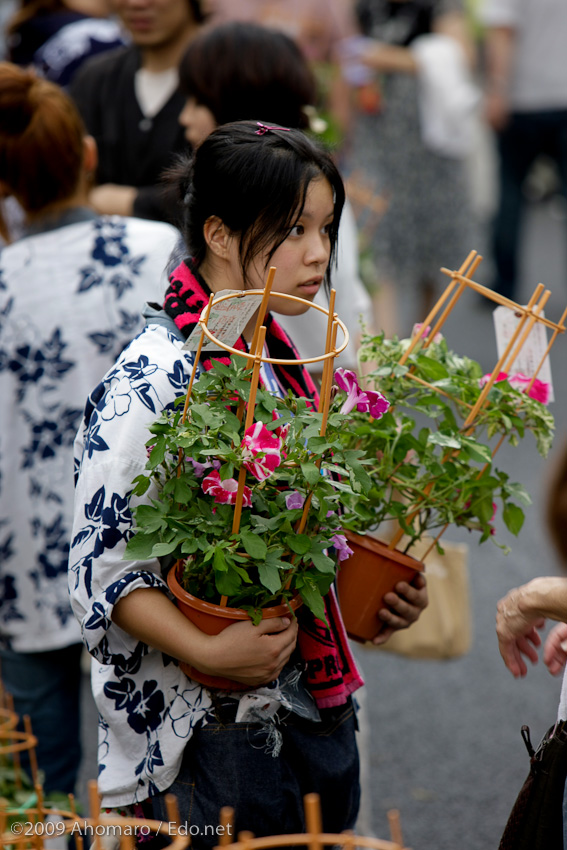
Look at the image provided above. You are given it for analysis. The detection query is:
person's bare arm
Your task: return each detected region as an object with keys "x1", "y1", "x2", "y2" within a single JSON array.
[
  {"x1": 112, "y1": 587, "x2": 298, "y2": 687},
  {"x1": 361, "y1": 41, "x2": 418, "y2": 75},
  {"x1": 483, "y1": 25, "x2": 516, "y2": 131},
  {"x1": 361, "y1": 10, "x2": 474, "y2": 76},
  {"x1": 496, "y1": 577, "x2": 567, "y2": 678},
  {"x1": 89, "y1": 184, "x2": 137, "y2": 216}
]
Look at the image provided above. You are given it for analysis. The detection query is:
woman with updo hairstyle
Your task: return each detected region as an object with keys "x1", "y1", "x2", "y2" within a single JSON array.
[{"x1": 0, "y1": 62, "x2": 179, "y2": 796}]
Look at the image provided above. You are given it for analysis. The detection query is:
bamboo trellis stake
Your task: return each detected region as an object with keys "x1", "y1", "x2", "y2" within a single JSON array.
[
  {"x1": 1, "y1": 781, "x2": 190, "y2": 850},
  {"x1": 383, "y1": 251, "x2": 566, "y2": 555},
  {"x1": 176, "y1": 268, "x2": 349, "y2": 608},
  {"x1": 214, "y1": 791, "x2": 410, "y2": 850}
]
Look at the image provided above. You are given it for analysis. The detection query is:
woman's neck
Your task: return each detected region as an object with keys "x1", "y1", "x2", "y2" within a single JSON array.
[
  {"x1": 195, "y1": 257, "x2": 260, "y2": 343},
  {"x1": 23, "y1": 198, "x2": 95, "y2": 237},
  {"x1": 197, "y1": 255, "x2": 243, "y2": 295},
  {"x1": 24, "y1": 182, "x2": 92, "y2": 229}
]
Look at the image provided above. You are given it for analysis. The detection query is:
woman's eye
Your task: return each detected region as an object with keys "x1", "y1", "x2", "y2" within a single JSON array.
[
  {"x1": 290, "y1": 225, "x2": 304, "y2": 237},
  {"x1": 321, "y1": 223, "x2": 332, "y2": 235}
]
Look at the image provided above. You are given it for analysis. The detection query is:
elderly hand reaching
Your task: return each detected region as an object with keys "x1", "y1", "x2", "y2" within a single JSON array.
[{"x1": 496, "y1": 577, "x2": 567, "y2": 678}]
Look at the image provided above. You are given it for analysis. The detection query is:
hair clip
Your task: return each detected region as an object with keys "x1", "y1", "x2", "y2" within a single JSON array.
[{"x1": 255, "y1": 122, "x2": 291, "y2": 136}]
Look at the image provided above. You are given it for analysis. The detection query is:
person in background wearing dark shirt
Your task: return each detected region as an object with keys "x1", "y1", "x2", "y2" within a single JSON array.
[
  {"x1": 5, "y1": 0, "x2": 112, "y2": 66},
  {"x1": 70, "y1": 0, "x2": 204, "y2": 223}
]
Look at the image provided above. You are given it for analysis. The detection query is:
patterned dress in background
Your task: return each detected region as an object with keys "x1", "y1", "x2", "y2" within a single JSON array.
[
  {"x1": 0, "y1": 213, "x2": 179, "y2": 654},
  {"x1": 349, "y1": 0, "x2": 479, "y2": 334}
]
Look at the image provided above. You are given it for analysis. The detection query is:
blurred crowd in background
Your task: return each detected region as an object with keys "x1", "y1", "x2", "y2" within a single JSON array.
[
  {"x1": 0, "y1": 0, "x2": 566, "y2": 812},
  {"x1": 1, "y1": 0, "x2": 565, "y2": 340}
]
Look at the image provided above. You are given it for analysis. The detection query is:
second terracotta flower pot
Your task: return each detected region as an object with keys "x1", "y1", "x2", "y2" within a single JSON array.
[
  {"x1": 337, "y1": 532, "x2": 425, "y2": 643},
  {"x1": 167, "y1": 562, "x2": 302, "y2": 690}
]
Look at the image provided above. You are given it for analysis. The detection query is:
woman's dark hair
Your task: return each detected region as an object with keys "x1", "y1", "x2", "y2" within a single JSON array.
[
  {"x1": 0, "y1": 62, "x2": 85, "y2": 239},
  {"x1": 179, "y1": 22, "x2": 316, "y2": 130},
  {"x1": 170, "y1": 120, "x2": 344, "y2": 290},
  {"x1": 188, "y1": 0, "x2": 205, "y2": 24}
]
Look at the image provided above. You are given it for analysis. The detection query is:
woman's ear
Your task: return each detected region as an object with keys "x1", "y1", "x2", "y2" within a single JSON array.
[
  {"x1": 203, "y1": 215, "x2": 233, "y2": 259},
  {"x1": 83, "y1": 135, "x2": 98, "y2": 175}
]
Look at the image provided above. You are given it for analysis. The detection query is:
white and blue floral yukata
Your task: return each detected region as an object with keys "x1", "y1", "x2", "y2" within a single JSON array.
[
  {"x1": 0, "y1": 209, "x2": 179, "y2": 792},
  {"x1": 69, "y1": 260, "x2": 363, "y2": 832}
]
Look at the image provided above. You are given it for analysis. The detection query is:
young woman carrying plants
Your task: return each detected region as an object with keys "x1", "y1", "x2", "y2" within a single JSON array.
[{"x1": 68, "y1": 121, "x2": 427, "y2": 840}]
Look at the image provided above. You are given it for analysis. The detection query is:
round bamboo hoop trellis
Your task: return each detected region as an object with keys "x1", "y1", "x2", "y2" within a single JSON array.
[
  {"x1": 179, "y1": 268, "x2": 349, "y2": 607},
  {"x1": 0, "y1": 709, "x2": 18, "y2": 731},
  {"x1": 213, "y1": 793, "x2": 410, "y2": 850},
  {"x1": 1, "y1": 782, "x2": 190, "y2": 850}
]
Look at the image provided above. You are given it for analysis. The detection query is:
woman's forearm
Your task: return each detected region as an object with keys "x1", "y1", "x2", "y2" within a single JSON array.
[
  {"x1": 362, "y1": 42, "x2": 418, "y2": 75},
  {"x1": 516, "y1": 577, "x2": 567, "y2": 623},
  {"x1": 112, "y1": 587, "x2": 210, "y2": 664},
  {"x1": 111, "y1": 586, "x2": 299, "y2": 686}
]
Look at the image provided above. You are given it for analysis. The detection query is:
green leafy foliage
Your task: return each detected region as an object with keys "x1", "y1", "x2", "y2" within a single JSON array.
[
  {"x1": 336, "y1": 331, "x2": 555, "y2": 552},
  {"x1": 125, "y1": 359, "x2": 368, "y2": 622}
]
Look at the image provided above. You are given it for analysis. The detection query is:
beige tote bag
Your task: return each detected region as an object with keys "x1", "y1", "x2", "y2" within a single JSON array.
[{"x1": 362, "y1": 536, "x2": 472, "y2": 660}]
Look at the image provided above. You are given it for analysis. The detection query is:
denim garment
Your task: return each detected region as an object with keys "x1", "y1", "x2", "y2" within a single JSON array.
[
  {"x1": 149, "y1": 700, "x2": 360, "y2": 847},
  {"x1": 0, "y1": 643, "x2": 83, "y2": 794}
]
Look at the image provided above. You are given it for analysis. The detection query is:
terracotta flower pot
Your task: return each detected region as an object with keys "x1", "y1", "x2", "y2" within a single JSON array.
[
  {"x1": 337, "y1": 531, "x2": 425, "y2": 643},
  {"x1": 167, "y1": 562, "x2": 302, "y2": 691}
]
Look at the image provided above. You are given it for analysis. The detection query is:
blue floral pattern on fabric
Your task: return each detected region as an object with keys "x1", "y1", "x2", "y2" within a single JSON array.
[
  {"x1": 69, "y1": 325, "x2": 213, "y2": 806},
  {"x1": 0, "y1": 215, "x2": 179, "y2": 661}
]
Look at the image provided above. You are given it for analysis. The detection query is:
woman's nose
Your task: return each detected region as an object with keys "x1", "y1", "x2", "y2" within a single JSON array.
[{"x1": 306, "y1": 233, "x2": 330, "y2": 265}]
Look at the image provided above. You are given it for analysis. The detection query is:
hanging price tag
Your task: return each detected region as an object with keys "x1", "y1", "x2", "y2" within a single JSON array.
[
  {"x1": 493, "y1": 305, "x2": 555, "y2": 402},
  {"x1": 183, "y1": 290, "x2": 261, "y2": 352}
]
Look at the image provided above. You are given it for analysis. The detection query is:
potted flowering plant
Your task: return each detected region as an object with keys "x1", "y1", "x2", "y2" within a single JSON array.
[
  {"x1": 122, "y1": 283, "x2": 387, "y2": 686},
  {"x1": 333, "y1": 251, "x2": 562, "y2": 642},
  {"x1": 337, "y1": 330, "x2": 554, "y2": 548},
  {"x1": 124, "y1": 357, "x2": 377, "y2": 605}
]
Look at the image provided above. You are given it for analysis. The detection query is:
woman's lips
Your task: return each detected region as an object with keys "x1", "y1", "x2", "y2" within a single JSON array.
[{"x1": 298, "y1": 278, "x2": 323, "y2": 295}]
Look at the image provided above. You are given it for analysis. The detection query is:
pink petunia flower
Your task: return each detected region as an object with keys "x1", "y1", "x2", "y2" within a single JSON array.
[
  {"x1": 508, "y1": 373, "x2": 551, "y2": 405},
  {"x1": 412, "y1": 323, "x2": 443, "y2": 344},
  {"x1": 202, "y1": 470, "x2": 252, "y2": 507},
  {"x1": 479, "y1": 371, "x2": 550, "y2": 405},
  {"x1": 285, "y1": 491, "x2": 305, "y2": 510},
  {"x1": 479, "y1": 371, "x2": 509, "y2": 389},
  {"x1": 241, "y1": 422, "x2": 283, "y2": 482},
  {"x1": 334, "y1": 368, "x2": 390, "y2": 419},
  {"x1": 188, "y1": 457, "x2": 221, "y2": 478},
  {"x1": 329, "y1": 533, "x2": 354, "y2": 561}
]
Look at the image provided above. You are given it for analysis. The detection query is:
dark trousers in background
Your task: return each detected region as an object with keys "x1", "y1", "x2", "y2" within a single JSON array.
[
  {"x1": 0, "y1": 643, "x2": 83, "y2": 795},
  {"x1": 492, "y1": 109, "x2": 567, "y2": 301}
]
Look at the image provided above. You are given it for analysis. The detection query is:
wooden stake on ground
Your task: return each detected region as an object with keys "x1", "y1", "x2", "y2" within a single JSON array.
[
  {"x1": 218, "y1": 807, "x2": 235, "y2": 845},
  {"x1": 304, "y1": 793, "x2": 323, "y2": 850},
  {"x1": 387, "y1": 809, "x2": 404, "y2": 850},
  {"x1": 23, "y1": 715, "x2": 38, "y2": 787}
]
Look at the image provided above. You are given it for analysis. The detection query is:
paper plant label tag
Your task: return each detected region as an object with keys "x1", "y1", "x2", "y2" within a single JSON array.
[
  {"x1": 183, "y1": 289, "x2": 261, "y2": 351},
  {"x1": 493, "y1": 305, "x2": 555, "y2": 402}
]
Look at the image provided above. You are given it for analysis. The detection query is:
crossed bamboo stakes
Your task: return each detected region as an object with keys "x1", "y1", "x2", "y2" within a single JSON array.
[
  {"x1": 179, "y1": 267, "x2": 349, "y2": 607},
  {"x1": 383, "y1": 249, "x2": 566, "y2": 559},
  {"x1": 0, "y1": 682, "x2": 410, "y2": 850}
]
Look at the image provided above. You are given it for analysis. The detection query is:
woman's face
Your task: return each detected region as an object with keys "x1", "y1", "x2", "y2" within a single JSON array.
[
  {"x1": 240, "y1": 176, "x2": 335, "y2": 317},
  {"x1": 179, "y1": 97, "x2": 217, "y2": 148}
]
